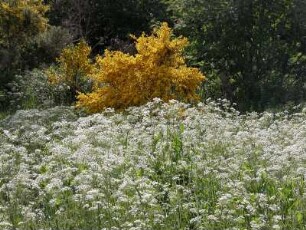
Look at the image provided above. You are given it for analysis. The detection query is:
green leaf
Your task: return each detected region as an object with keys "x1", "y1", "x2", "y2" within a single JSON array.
[{"x1": 296, "y1": 211, "x2": 303, "y2": 224}]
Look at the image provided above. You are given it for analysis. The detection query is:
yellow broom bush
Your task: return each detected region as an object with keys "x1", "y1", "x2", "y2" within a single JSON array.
[
  {"x1": 0, "y1": 0, "x2": 49, "y2": 46},
  {"x1": 46, "y1": 40, "x2": 93, "y2": 100},
  {"x1": 76, "y1": 22, "x2": 205, "y2": 113}
]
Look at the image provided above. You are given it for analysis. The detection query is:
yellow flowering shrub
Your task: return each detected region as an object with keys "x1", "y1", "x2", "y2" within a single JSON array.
[
  {"x1": 0, "y1": 0, "x2": 49, "y2": 46},
  {"x1": 77, "y1": 22, "x2": 205, "y2": 113},
  {"x1": 46, "y1": 40, "x2": 93, "y2": 95}
]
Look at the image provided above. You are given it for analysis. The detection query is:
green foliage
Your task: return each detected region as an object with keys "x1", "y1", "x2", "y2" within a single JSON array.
[
  {"x1": 46, "y1": 0, "x2": 170, "y2": 52},
  {"x1": 0, "y1": 0, "x2": 50, "y2": 110},
  {"x1": 0, "y1": 26, "x2": 72, "y2": 111},
  {"x1": 6, "y1": 69, "x2": 73, "y2": 111},
  {"x1": 2, "y1": 0, "x2": 306, "y2": 112},
  {"x1": 167, "y1": 0, "x2": 306, "y2": 111},
  {"x1": 22, "y1": 26, "x2": 73, "y2": 68},
  {"x1": 0, "y1": 0, "x2": 49, "y2": 71}
]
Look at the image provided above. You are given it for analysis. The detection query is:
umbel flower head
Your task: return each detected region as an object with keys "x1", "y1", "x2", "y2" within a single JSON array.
[{"x1": 77, "y1": 22, "x2": 205, "y2": 113}]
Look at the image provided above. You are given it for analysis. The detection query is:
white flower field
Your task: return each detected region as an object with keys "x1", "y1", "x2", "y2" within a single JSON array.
[{"x1": 1, "y1": 99, "x2": 306, "y2": 229}]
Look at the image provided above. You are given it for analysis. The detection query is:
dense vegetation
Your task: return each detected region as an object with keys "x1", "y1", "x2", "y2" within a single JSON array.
[
  {"x1": 1, "y1": 100, "x2": 306, "y2": 229},
  {"x1": 1, "y1": 1, "x2": 306, "y2": 229},
  {"x1": 1, "y1": 0, "x2": 306, "y2": 112}
]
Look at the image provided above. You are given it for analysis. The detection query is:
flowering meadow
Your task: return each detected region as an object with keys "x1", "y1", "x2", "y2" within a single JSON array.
[{"x1": 1, "y1": 99, "x2": 306, "y2": 230}]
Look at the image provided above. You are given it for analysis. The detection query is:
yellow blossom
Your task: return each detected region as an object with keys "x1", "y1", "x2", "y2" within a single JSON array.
[{"x1": 76, "y1": 22, "x2": 205, "y2": 113}]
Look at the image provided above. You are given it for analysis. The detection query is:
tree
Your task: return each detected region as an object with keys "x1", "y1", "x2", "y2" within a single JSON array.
[
  {"x1": 45, "y1": 0, "x2": 170, "y2": 53},
  {"x1": 77, "y1": 23, "x2": 205, "y2": 113},
  {"x1": 166, "y1": 0, "x2": 306, "y2": 111}
]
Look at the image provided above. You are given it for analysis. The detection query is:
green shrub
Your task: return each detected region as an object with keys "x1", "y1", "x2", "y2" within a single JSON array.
[
  {"x1": 6, "y1": 69, "x2": 72, "y2": 111},
  {"x1": 22, "y1": 26, "x2": 73, "y2": 69}
]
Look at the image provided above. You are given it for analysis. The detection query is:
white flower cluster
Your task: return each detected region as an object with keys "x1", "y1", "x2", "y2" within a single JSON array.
[{"x1": 1, "y1": 99, "x2": 306, "y2": 229}]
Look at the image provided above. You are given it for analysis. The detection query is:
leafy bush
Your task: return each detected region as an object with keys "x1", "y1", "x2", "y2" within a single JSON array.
[
  {"x1": 6, "y1": 69, "x2": 72, "y2": 110},
  {"x1": 21, "y1": 26, "x2": 73, "y2": 69},
  {"x1": 77, "y1": 23, "x2": 205, "y2": 113},
  {"x1": 0, "y1": 0, "x2": 50, "y2": 111},
  {"x1": 0, "y1": 0, "x2": 49, "y2": 47}
]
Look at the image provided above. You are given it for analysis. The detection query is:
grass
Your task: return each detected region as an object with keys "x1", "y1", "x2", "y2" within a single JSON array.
[
  {"x1": 0, "y1": 111, "x2": 10, "y2": 121},
  {"x1": 1, "y1": 99, "x2": 306, "y2": 229}
]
